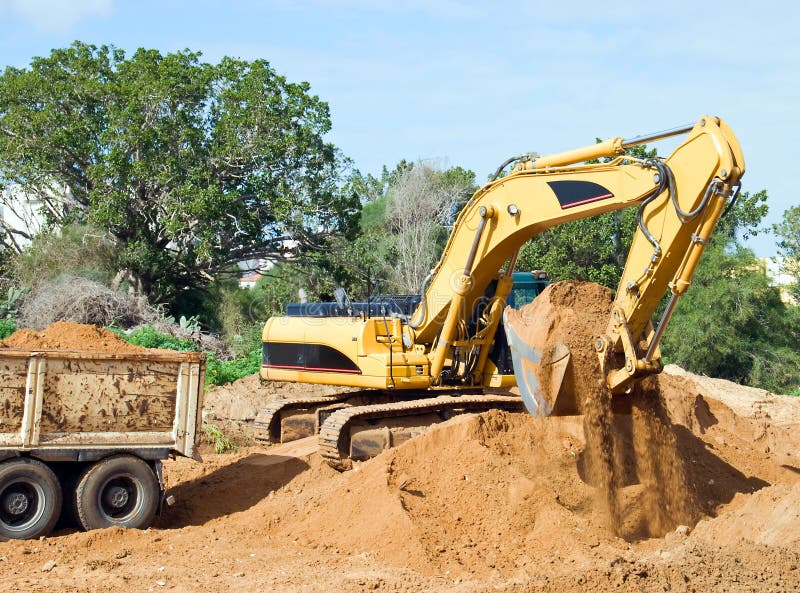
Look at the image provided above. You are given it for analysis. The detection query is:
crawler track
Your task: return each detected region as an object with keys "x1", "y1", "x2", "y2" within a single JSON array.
[
  {"x1": 319, "y1": 394, "x2": 523, "y2": 470},
  {"x1": 252, "y1": 395, "x2": 352, "y2": 443}
]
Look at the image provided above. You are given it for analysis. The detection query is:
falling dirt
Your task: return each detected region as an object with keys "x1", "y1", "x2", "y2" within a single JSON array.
[
  {"x1": 505, "y1": 281, "x2": 720, "y2": 540},
  {"x1": 2, "y1": 283, "x2": 800, "y2": 591},
  {"x1": 0, "y1": 321, "x2": 146, "y2": 353},
  {"x1": 506, "y1": 281, "x2": 627, "y2": 533}
]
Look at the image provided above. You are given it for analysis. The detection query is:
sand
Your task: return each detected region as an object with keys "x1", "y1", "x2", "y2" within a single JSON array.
[
  {"x1": 3, "y1": 369, "x2": 798, "y2": 592},
  {"x1": 1, "y1": 284, "x2": 799, "y2": 592},
  {"x1": 0, "y1": 321, "x2": 146, "y2": 353}
]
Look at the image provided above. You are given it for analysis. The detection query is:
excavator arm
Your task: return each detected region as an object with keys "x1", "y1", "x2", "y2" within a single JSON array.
[
  {"x1": 408, "y1": 116, "x2": 744, "y2": 399},
  {"x1": 259, "y1": 116, "x2": 745, "y2": 465},
  {"x1": 263, "y1": 116, "x2": 744, "y2": 405}
]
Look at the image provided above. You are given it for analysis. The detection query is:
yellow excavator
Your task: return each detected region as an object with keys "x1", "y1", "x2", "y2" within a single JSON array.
[{"x1": 257, "y1": 116, "x2": 744, "y2": 468}]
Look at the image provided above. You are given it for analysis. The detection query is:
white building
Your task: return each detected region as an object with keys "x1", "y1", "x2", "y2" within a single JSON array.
[
  {"x1": 760, "y1": 256, "x2": 797, "y2": 304},
  {"x1": 0, "y1": 184, "x2": 48, "y2": 249}
]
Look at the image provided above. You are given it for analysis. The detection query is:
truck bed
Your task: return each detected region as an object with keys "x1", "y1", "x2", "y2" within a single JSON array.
[{"x1": 0, "y1": 349, "x2": 205, "y2": 461}]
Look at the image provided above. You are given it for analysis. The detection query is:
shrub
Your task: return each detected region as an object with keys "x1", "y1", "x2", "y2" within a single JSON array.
[
  {"x1": 18, "y1": 275, "x2": 160, "y2": 330},
  {"x1": 206, "y1": 347, "x2": 261, "y2": 386},
  {"x1": 0, "y1": 318, "x2": 17, "y2": 339},
  {"x1": 113, "y1": 324, "x2": 258, "y2": 387},
  {"x1": 115, "y1": 325, "x2": 197, "y2": 351},
  {"x1": 203, "y1": 423, "x2": 237, "y2": 454},
  {"x1": 11, "y1": 224, "x2": 120, "y2": 289}
]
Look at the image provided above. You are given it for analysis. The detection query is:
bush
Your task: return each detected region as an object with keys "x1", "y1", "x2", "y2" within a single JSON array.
[
  {"x1": 18, "y1": 275, "x2": 160, "y2": 330},
  {"x1": 206, "y1": 347, "x2": 261, "y2": 386},
  {"x1": 203, "y1": 423, "x2": 237, "y2": 454},
  {"x1": 11, "y1": 224, "x2": 120, "y2": 289},
  {"x1": 113, "y1": 324, "x2": 259, "y2": 387},
  {"x1": 0, "y1": 318, "x2": 17, "y2": 339},
  {"x1": 114, "y1": 326, "x2": 197, "y2": 351},
  {"x1": 217, "y1": 285, "x2": 266, "y2": 354}
]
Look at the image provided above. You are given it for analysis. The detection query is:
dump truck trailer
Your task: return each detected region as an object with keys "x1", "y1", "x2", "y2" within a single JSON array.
[{"x1": 0, "y1": 348, "x2": 205, "y2": 540}]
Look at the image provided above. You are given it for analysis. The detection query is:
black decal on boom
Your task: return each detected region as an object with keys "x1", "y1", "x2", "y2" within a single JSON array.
[{"x1": 547, "y1": 181, "x2": 614, "y2": 209}]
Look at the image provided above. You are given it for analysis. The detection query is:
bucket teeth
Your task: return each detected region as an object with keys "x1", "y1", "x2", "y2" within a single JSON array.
[{"x1": 503, "y1": 310, "x2": 572, "y2": 416}]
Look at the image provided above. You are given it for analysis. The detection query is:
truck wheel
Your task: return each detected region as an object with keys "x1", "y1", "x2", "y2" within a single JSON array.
[
  {"x1": 0, "y1": 458, "x2": 62, "y2": 540},
  {"x1": 74, "y1": 455, "x2": 159, "y2": 531}
]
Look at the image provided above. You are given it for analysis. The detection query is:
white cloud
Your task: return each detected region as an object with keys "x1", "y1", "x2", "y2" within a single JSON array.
[{"x1": 2, "y1": 0, "x2": 111, "y2": 33}]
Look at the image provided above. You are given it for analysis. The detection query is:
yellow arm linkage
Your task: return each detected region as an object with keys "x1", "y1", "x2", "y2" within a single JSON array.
[{"x1": 408, "y1": 116, "x2": 744, "y2": 391}]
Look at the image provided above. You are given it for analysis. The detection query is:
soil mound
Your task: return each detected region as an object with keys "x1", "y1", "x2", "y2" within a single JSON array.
[
  {"x1": 271, "y1": 410, "x2": 614, "y2": 576},
  {"x1": 691, "y1": 482, "x2": 800, "y2": 546},
  {"x1": 0, "y1": 321, "x2": 146, "y2": 353},
  {"x1": 203, "y1": 373, "x2": 347, "y2": 422},
  {"x1": 264, "y1": 375, "x2": 798, "y2": 579}
]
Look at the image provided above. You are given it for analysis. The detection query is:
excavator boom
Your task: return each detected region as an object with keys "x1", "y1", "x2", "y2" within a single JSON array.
[{"x1": 407, "y1": 116, "x2": 742, "y2": 399}]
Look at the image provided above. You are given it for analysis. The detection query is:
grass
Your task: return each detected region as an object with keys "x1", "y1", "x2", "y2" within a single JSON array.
[
  {"x1": 112, "y1": 324, "x2": 260, "y2": 387},
  {"x1": 206, "y1": 347, "x2": 261, "y2": 386},
  {"x1": 203, "y1": 422, "x2": 238, "y2": 454},
  {"x1": 0, "y1": 318, "x2": 17, "y2": 340}
]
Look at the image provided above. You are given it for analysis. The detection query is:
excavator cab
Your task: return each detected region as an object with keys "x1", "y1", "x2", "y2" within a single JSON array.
[{"x1": 484, "y1": 271, "x2": 549, "y2": 377}]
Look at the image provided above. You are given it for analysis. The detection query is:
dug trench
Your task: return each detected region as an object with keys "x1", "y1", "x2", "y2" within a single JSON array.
[{"x1": 1, "y1": 286, "x2": 800, "y2": 592}]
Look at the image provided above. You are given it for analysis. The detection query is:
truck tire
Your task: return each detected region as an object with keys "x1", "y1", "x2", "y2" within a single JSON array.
[
  {"x1": 0, "y1": 458, "x2": 62, "y2": 540},
  {"x1": 74, "y1": 455, "x2": 159, "y2": 531}
]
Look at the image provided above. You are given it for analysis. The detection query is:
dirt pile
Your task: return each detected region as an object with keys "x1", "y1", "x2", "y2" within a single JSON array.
[
  {"x1": 1, "y1": 365, "x2": 799, "y2": 591},
  {"x1": 0, "y1": 321, "x2": 146, "y2": 353},
  {"x1": 203, "y1": 373, "x2": 347, "y2": 422},
  {"x1": 268, "y1": 411, "x2": 619, "y2": 576}
]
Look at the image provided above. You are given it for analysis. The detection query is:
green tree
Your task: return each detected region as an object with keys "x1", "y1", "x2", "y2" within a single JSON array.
[
  {"x1": 661, "y1": 238, "x2": 800, "y2": 394},
  {"x1": 516, "y1": 144, "x2": 656, "y2": 288},
  {"x1": 660, "y1": 187, "x2": 799, "y2": 393},
  {"x1": 0, "y1": 42, "x2": 357, "y2": 302},
  {"x1": 773, "y1": 205, "x2": 800, "y2": 301},
  {"x1": 340, "y1": 161, "x2": 477, "y2": 294}
]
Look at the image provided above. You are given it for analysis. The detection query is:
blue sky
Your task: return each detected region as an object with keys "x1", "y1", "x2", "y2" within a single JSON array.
[{"x1": 0, "y1": 0, "x2": 797, "y2": 256}]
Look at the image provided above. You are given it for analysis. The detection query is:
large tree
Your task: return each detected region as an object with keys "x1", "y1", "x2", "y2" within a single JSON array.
[
  {"x1": 660, "y1": 237, "x2": 800, "y2": 394},
  {"x1": 0, "y1": 42, "x2": 357, "y2": 300},
  {"x1": 348, "y1": 161, "x2": 476, "y2": 294}
]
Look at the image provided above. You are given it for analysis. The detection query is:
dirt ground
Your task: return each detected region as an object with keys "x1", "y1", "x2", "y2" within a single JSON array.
[
  {"x1": 0, "y1": 365, "x2": 797, "y2": 592},
  {"x1": 2, "y1": 291, "x2": 800, "y2": 592}
]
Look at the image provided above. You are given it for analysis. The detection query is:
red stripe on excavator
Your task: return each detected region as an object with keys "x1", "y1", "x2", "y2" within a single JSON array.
[
  {"x1": 262, "y1": 364, "x2": 362, "y2": 374},
  {"x1": 561, "y1": 193, "x2": 614, "y2": 208}
]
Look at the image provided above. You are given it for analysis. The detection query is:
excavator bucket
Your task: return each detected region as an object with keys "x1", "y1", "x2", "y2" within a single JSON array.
[{"x1": 502, "y1": 309, "x2": 574, "y2": 416}]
